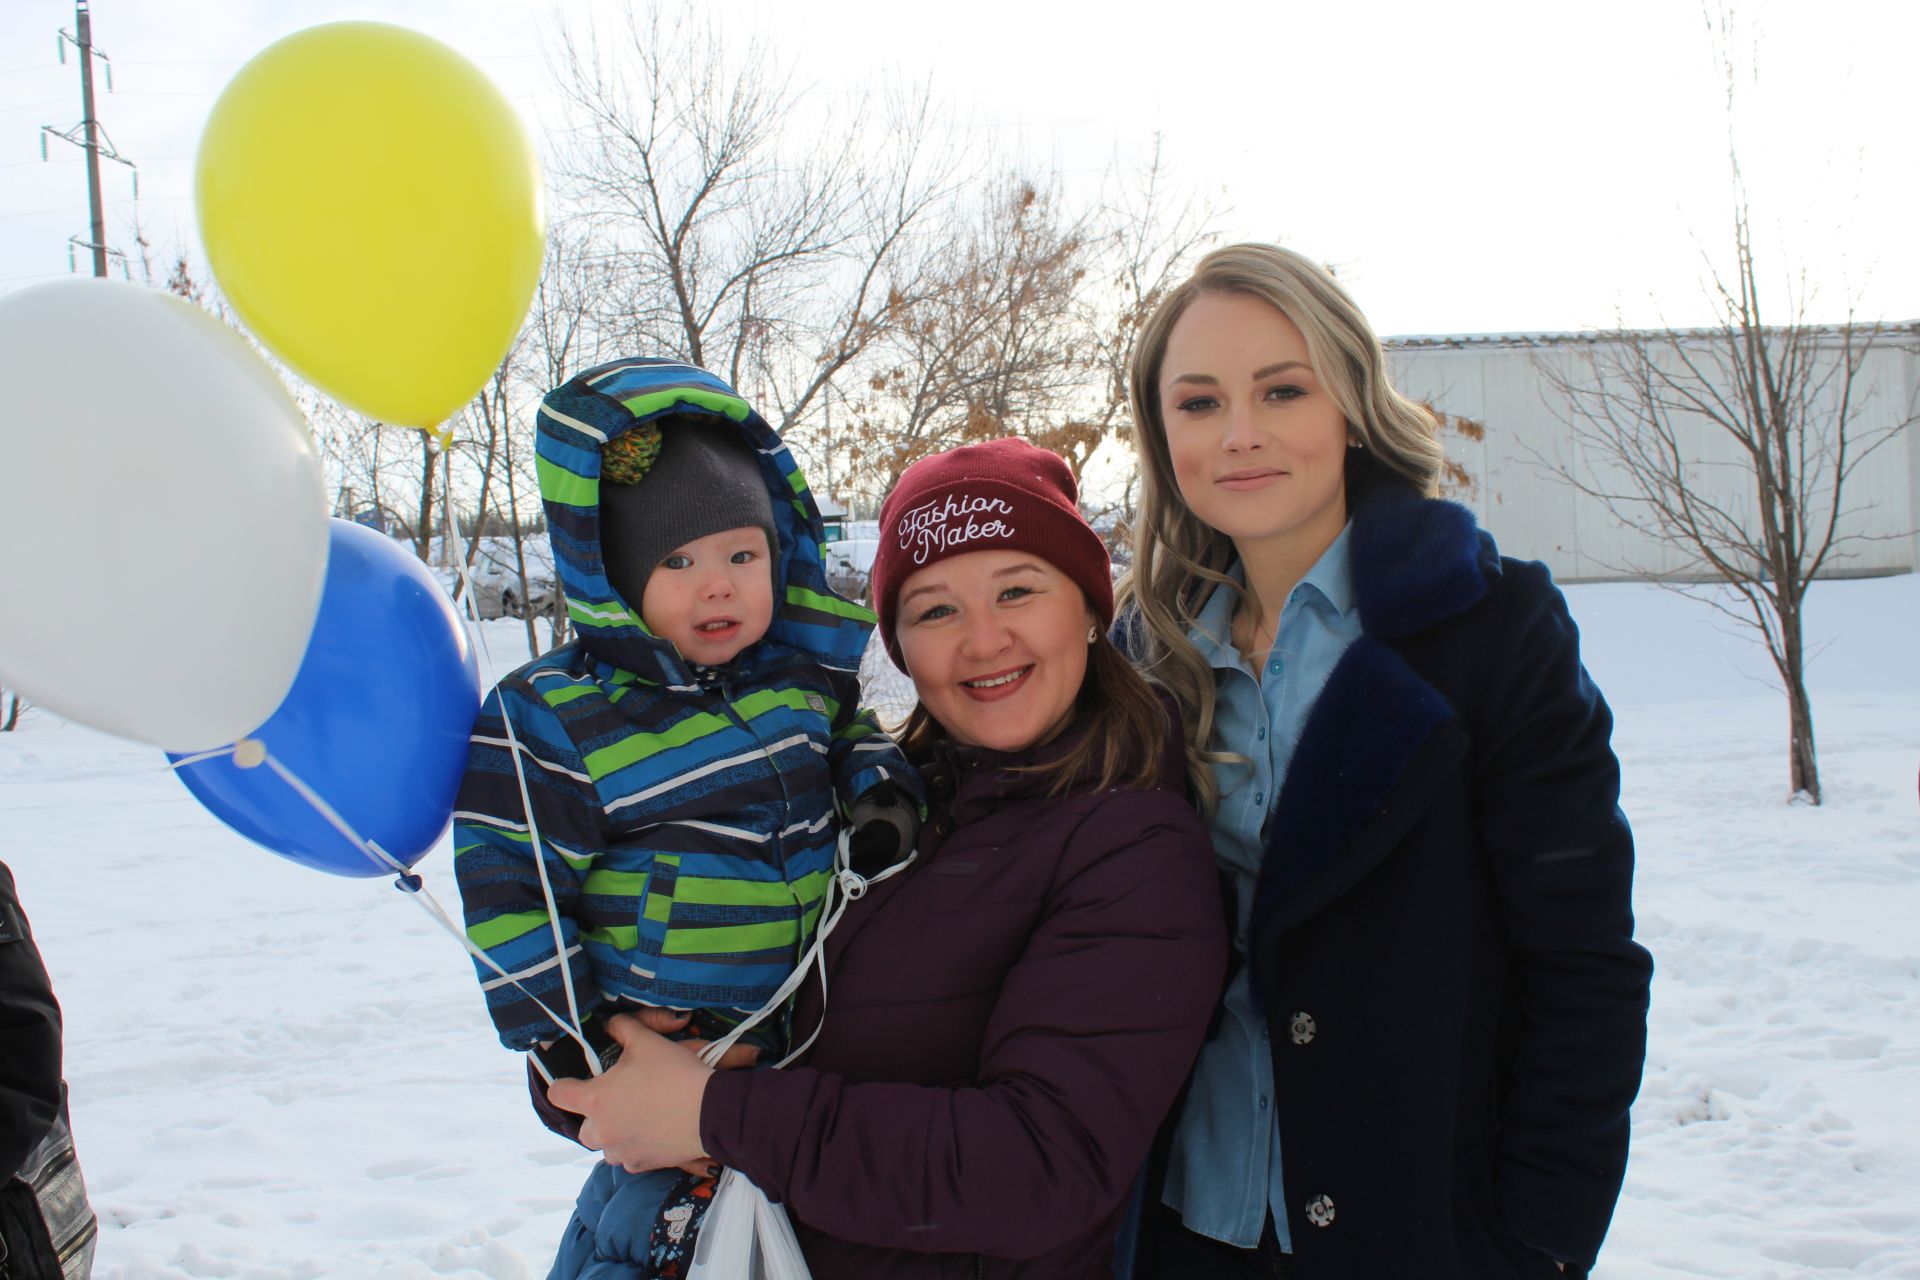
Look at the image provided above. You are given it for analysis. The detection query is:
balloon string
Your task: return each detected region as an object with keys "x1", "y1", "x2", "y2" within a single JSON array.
[
  {"x1": 164, "y1": 744, "x2": 602, "y2": 1071},
  {"x1": 258, "y1": 751, "x2": 412, "y2": 878},
  {"x1": 495, "y1": 709, "x2": 600, "y2": 1075},
  {"x1": 425, "y1": 466, "x2": 587, "y2": 1068},
  {"x1": 438, "y1": 451, "x2": 492, "y2": 670},
  {"x1": 695, "y1": 827, "x2": 914, "y2": 1071},
  {"x1": 167, "y1": 745, "x2": 237, "y2": 769}
]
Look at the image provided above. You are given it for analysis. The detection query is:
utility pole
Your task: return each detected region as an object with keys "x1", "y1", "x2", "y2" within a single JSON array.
[
  {"x1": 75, "y1": 1, "x2": 107, "y2": 277},
  {"x1": 42, "y1": 1, "x2": 136, "y2": 278}
]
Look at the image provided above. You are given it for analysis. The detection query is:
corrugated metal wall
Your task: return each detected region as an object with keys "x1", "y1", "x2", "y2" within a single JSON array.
[{"x1": 1385, "y1": 333, "x2": 1919, "y2": 582}]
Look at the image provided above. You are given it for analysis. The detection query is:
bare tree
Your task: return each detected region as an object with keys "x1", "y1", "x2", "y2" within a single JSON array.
[
  {"x1": 1540, "y1": 182, "x2": 1909, "y2": 804},
  {"x1": 499, "y1": 229, "x2": 622, "y2": 655},
  {"x1": 844, "y1": 176, "x2": 1100, "y2": 505},
  {"x1": 1075, "y1": 138, "x2": 1223, "y2": 551},
  {"x1": 408, "y1": 431, "x2": 440, "y2": 563},
  {"x1": 1083, "y1": 140, "x2": 1221, "y2": 446},
  {"x1": 1425, "y1": 405, "x2": 1486, "y2": 501},
  {"x1": 1537, "y1": 5, "x2": 1917, "y2": 805},
  {"x1": 317, "y1": 408, "x2": 412, "y2": 532},
  {"x1": 546, "y1": 3, "x2": 955, "y2": 441}
]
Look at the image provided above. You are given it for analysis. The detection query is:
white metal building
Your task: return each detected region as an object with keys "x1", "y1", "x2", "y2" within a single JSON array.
[{"x1": 1384, "y1": 327, "x2": 1920, "y2": 582}]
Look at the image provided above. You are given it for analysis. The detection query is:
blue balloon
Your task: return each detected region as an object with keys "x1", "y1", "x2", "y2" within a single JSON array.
[{"x1": 170, "y1": 518, "x2": 481, "y2": 876}]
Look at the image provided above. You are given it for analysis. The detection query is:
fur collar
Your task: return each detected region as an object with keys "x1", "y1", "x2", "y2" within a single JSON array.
[
  {"x1": 1247, "y1": 487, "x2": 1498, "y2": 969},
  {"x1": 1347, "y1": 484, "x2": 1495, "y2": 641}
]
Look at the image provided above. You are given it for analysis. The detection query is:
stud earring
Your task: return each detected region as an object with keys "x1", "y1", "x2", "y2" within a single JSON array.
[
  {"x1": 1347, "y1": 436, "x2": 1364, "y2": 450},
  {"x1": 1086, "y1": 624, "x2": 1099, "y2": 644}
]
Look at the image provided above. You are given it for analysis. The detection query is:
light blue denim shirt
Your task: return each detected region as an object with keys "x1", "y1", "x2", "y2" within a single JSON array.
[{"x1": 1161, "y1": 523, "x2": 1361, "y2": 1251}]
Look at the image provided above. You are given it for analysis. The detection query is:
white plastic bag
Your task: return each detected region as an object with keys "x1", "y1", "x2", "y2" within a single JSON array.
[{"x1": 687, "y1": 1168, "x2": 811, "y2": 1280}]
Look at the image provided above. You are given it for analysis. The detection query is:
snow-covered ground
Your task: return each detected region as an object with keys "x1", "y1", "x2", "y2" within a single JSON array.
[{"x1": 3, "y1": 573, "x2": 1917, "y2": 1279}]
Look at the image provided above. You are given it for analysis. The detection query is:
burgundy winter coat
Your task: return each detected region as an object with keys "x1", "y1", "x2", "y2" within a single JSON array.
[{"x1": 699, "y1": 713, "x2": 1228, "y2": 1279}]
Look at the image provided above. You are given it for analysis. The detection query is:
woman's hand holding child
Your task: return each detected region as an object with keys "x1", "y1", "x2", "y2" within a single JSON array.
[{"x1": 547, "y1": 1012, "x2": 757, "y2": 1175}]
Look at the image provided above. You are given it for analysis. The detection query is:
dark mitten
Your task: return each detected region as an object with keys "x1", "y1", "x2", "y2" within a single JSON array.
[
  {"x1": 526, "y1": 1018, "x2": 623, "y2": 1145},
  {"x1": 847, "y1": 783, "x2": 921, "y2": 878},
  {"x1": 529, "y1": 1016, "x2": 623, "y2": 1086}
]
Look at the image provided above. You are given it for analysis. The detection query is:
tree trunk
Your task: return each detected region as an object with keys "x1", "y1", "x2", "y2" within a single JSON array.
[
  {"x1": 1778, "y1": 598, "x2": 1821, "y2": 804},
  {"x1": 546, "y1": 598, "x2": 573, "y2": 654},
  {"x1": 413, "y1": 433, "x2": 437, "y2": 563},
  {"x1": 466, "y1": 399, "x2": 501, "y2": 581},
  {"x1": 1785, "y1": 666, "x2": 1821, "y2": 804},
  {"x1": 501, "y1": 410, "x2": 542, "y2": 660}
]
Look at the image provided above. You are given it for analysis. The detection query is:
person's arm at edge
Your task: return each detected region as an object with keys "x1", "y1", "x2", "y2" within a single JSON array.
[
  {"x1": 0, "y1": 862, "x2": 64, "y2": 1178},
  {"x1": 1477, "y1": 563, "x2": 1654, "y2": 1273}
]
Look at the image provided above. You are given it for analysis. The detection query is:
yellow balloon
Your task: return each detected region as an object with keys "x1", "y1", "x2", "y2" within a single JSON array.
[{"x1": 196, "y1": 23, "x2": 545, "y2": 430}]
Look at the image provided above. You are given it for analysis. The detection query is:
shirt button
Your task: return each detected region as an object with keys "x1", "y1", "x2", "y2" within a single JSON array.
[
  {"x1": 1254, "y1": 790, "x2": 1264, "y2": 806},
  {"x1": 1267, "y1": 658, "x2": 1284, "y2": 676},
  {"x1": 1258, "y1": 1095, "x2": 1269, "y2": 1112},
  {"x1": 1257, "y1": 726, "x2": 1267, "y2": 740},
  {"x1": 1306, "y1": 1194, "x2": 1336, "y2": 1228}
]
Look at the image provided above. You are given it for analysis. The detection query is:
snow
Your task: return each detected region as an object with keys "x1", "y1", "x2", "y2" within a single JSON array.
[{"x1": 3, "y1": 572, "x2": 1918, "y2": 1279}]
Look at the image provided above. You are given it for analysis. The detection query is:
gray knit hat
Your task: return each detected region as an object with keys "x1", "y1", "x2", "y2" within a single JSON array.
[{"x1": 600, "y1": 423, "x2": 778, "y2": 607}]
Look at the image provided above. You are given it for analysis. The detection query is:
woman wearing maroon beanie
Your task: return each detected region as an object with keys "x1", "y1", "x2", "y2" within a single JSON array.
[{"x1": 545, "y1": 437, "x2": 1228, "y2": 1279}]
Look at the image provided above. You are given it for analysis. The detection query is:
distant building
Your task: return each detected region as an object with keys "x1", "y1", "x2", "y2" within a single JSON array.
[
  {"x1": 1386, "y1": 326, "x2": 1920, "y2": 582},
  {"x1": 815, "y1": 493, "x2": 849, "y2": 543}
]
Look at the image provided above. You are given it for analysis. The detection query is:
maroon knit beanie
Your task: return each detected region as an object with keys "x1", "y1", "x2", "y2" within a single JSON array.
[{"x1": 871, "y1": 438, "x2": 1113, "y2": 669}]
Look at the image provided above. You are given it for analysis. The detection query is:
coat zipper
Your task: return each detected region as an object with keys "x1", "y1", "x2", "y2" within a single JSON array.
[{"x1": 716, "y1": 674, "x2": 812, "y2": 991}]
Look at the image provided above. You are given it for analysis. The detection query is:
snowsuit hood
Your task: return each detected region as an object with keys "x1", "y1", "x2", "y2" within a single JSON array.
[{"x1": 536, "y1": 358, "x2": 869, "y2": 683}]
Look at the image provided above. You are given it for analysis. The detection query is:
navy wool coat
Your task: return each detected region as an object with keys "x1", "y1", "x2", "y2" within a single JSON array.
[{"x1": 1135, "y1": 484, "x2": 1653, "y2": 1280}]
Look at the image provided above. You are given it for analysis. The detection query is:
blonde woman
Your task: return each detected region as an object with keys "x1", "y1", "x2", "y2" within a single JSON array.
[{"x1": 1116, "y1": 244, "x2": 1652, "y2": 1280}]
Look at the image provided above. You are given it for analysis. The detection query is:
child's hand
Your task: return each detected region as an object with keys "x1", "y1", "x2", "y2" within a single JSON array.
[
  {"x1": 632, "y1": 1008, "x2": 763, "y2": 1070},
  {"x1": 548, "y1": 1014, "x2": 713, "y2": 1175},
  {"x1": 848, "y1": 782, "x2": 921, "y2": 875}
]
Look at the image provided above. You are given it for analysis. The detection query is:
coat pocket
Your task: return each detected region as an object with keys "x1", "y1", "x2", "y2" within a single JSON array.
[
  {"x1": 626, "y1": 851, "x2": 677, "y2": 988},
  {"x1": 1450, "y1": 1144, "x2": 1563, "y2": 1280},
  {"x1": 576, "y1": 846, "x2": 669, "y2": 996}
]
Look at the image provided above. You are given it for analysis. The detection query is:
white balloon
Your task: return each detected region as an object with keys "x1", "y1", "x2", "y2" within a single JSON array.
[{"x1": 0, "y1": 280, "x2": 328, "y2": 751}]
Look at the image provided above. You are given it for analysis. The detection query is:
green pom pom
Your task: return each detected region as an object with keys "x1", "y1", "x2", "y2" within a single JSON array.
[{"x1": 602, "y1": 422, "x2": 663, "y2": 485}]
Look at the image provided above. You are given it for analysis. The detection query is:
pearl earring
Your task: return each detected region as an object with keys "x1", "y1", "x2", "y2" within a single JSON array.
[{"x1": 1086, "y1": 624, "x2": 1098, "y2": 644}]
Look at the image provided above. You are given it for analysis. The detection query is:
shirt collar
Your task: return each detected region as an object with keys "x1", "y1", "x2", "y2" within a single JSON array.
[
  {"x1": 1187, "y1": 521, "x2": 1358, "y2": 662},
  {"x1": 1297, "y1": 521, "x2": 1357, "y2": 619},
  {"x1": 1189, "y1": 565, "x2": 1243, "y2": 666}
]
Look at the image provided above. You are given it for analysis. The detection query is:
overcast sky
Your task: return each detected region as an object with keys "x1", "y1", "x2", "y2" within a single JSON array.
[{"x1": 2, "y1": 0, "x2": 1914, "y2": 337}]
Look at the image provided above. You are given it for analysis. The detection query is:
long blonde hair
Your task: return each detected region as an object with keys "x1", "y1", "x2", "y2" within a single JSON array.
[{"x1": 1115, "y1": 243, "x2": 1444, "y2": 813}]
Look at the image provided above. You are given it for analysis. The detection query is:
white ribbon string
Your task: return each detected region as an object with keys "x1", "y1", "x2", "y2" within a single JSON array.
[
  {"x1": 438, "y1": 466, "x2": 493, "y2": 670},
  {"x1": 164, "y1": 740, "x2": 604, "y2": 1073},
  {"x1": 696, "y1": 828, "x2": 915, "y2": 1070},
  {"x1": 167, "y1": 744, "x2": 238, "y2": 769},
  {"x1": 166, "y1": 714, "x2": 899, "y2": 1081},
  {"x1": 496, "y1": 708, "x2": 600, "y2": 1076}
]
